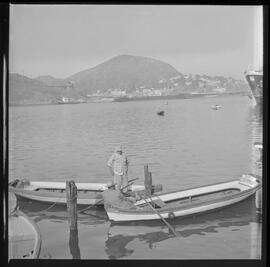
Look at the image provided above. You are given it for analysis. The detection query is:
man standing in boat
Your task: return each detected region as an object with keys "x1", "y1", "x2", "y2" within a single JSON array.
[{"x1": 107, "y1": 145, "x2": 129, "y2": 192}]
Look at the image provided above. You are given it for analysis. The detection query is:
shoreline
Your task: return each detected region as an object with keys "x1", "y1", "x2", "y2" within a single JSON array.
[{"x1": 9, "y1": 92, "x2": 249, "y2": 107}]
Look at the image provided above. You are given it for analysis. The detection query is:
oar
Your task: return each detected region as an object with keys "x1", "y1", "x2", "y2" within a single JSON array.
[
  {"x1": 138, "y1": 193, "x2": 179, "y2": 237},
  {"x1": 120, "y1": 177, "x2": 139, "y2": 193},
  {"x1": 79, "y1": 182, "x2": 118, "y2": 213}
]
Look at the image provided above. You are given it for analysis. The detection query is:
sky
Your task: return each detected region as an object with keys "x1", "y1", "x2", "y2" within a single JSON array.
[{"x1": 9, "y1": 5, "x2": 263, "y2": 80}]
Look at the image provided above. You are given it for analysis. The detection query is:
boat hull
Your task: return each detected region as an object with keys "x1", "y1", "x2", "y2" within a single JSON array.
[
  {"x1": 9, "y1": 180, "x2": 146, "y2": 206},
  {"x1": 9, "y1": 210, "x2": 41, "y2": 259},
  {"x1": 245, "y1": 71, "x2": 263, "y2": 106},
  {"x1": 105, "y1": 175, "x2": 261, "y2": 222}
]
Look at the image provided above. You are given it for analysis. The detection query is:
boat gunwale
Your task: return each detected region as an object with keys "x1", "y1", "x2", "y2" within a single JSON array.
[
  {"x1": 152, "y1": 177, "x2": 261, "y2": 198},
  {"x1": 9, "y1": 188, "x2": 104, "y2": 205},
  {"x1": 9, "y1": 186, "x2": 103, "y2": 198},
  {"x1": 9, "y1": 180, "x2": 145, "y2": 193}
]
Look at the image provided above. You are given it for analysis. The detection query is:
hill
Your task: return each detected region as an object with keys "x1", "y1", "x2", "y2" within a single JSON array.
[
  {"x1": 35, "y1": 75, "x2": 66, "y2": 86},
  {"x1": 9, "y1": 73, "x2": 82, "y2": 105},
  {"x1": 66, "y1": 55, "x2": 182, "y2": 94},
  {"x1": 9, "y1": 73, "x2": 55, "y2": 105}
]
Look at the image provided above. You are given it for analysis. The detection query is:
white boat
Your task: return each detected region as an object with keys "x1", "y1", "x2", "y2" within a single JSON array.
[
  {"x1": 9, "y1": 179, "x2": 149, "y2": 206},
  {"x1": 103, "y1": 174, "x2": 261, "y2": 222},
  {"x1": 254, "y1": 142, "x2": 263, "y2": 150},
  {"x1": 211, "y1": 104, "x2": 221, "y2": 110},
  {"x1": 9, "y1": 210, "x2": 42, "y2": 259}
]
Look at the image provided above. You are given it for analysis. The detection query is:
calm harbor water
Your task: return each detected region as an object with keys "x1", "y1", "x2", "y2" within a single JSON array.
[{"x1": 8, "y1": 95, "x2": 263, "y2": 259}]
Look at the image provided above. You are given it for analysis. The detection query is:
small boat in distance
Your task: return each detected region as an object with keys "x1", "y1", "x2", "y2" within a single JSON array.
[
  {"x1": 57, "y1": 97, "x2": 86, "y2": 104},
  {"x1": 103, "y1": 174, "x2": 261, "y2": 222},
  {"x1": 9, "y1": 210, "x2": 42, "y2": 259},
  {"x1": 211, "y1": 104, "x2": 221, "y2": 110},
  {"x1": 157, "y1": 110, "x2": 165, "y2": 116},
  {"x1": 9, "y1": 179, "x2": 161, "y2": 206}
]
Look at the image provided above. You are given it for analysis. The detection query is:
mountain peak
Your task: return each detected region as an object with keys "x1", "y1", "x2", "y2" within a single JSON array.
[{"x1": 67, "y1": 54, "x2": 180, "y2": 93}]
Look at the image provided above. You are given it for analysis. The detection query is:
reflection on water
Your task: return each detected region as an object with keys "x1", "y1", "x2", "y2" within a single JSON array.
[
  {"x1": 16, "y1": 198, "x2": 107, "y2": 225},
  {"x1": 69, "y1": 229, "x2": 81, "y2": 259},
  {"x1": 104, "y1": 195, "x2": 261, "y2": 259},
  {"x1": 13, "y1": 188, "x2": 261, "y2": 259}
]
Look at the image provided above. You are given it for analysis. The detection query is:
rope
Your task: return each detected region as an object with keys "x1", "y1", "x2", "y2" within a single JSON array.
[
  {"x1": 35, "y1": 198, "x2": 64, "y2": 213},
  {"x1": 78, "y1": 199, "x2": 104, "y2": 213},
  {"x1": 18, "y1": 194, "x2": 79, "y2": 214}
]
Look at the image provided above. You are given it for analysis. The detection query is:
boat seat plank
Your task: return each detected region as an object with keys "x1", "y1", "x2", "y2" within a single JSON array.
[{"x1": 151, "y1": 198, "x2": 166, "y2": 208}]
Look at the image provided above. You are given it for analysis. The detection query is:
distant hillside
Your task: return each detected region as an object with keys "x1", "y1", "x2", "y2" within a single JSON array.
[
  {"x1": 35, "y1": 75, "x2": 66, "y2": 86},
  {"x1": 9, "y1": 73, "x2": 82, "y2": 105},
  {"x1": 9, "y1": 73, "x2": 53, "y2": 105},
  {"x1": 66, "y1": 55, "x2": 182, "y2": 94},
  {"x1": 9, "y1": 55, "x2": 249, "y2": 105}
]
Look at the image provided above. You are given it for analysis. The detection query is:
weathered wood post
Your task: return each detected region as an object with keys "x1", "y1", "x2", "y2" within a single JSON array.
[
  {"x1": 149, "y1": 171, "x2": 153, "y2": 195},
  {"x1": 144, "y1": 164, "x2": 152, "y2": 195},
  {"x1": 66, "y1": 180, "x2": 78, "y2": 230},
  {"x1": 66, "y1": 180, "x2": 81, "y2": 259}
]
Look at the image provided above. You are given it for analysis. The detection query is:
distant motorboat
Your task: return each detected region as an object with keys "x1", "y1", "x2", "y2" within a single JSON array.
[
  {"x1": 211, "y1": 104, "x2": 221, "y2": 110},
  {"x1": 57, "y1": 97, "x2": 86, "y2": 104},
  {"x1": 157, "y1": 110, "x2": 165, "y2": 116}
]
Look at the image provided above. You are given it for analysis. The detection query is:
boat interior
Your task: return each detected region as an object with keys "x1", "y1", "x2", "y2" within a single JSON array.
[{"x1": 136, "y1": 188, "x2": 241, "y2": 210}]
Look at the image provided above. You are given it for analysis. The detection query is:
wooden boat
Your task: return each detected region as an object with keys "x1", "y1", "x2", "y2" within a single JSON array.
[
  {"x1": 9, "y1": 179, "x2": 152, "y2": 206},
  {"x1": 9, "y1": 210, "x2": 42, "y2": 259},
  {"x1": 103, "y1": 174, "x2": 261, "y2": 222}
]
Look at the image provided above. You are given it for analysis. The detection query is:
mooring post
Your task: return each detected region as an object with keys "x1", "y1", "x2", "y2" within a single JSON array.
[
  {"x1": 66, "y1": 180, "x2": 78, "y2": 230},
  {"x1": 149, "y1": 171, "x2": 153, "y2": 195},
  {"x1": 144, "y1": 164, "x2": 152, "y2": 195}
]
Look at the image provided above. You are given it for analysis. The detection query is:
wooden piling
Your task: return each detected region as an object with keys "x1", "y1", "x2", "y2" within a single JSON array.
[
  {"x1": 149, "y1": 172, "x2": 153, "y2": 195},
  {"x1": 66, "y1": 180, "x2": 78, "y2": 230}
]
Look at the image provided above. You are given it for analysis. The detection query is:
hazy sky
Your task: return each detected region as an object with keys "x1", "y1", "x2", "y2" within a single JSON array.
[{"x1": 9, "y1": 5, "x2": 262, "y2": 79}]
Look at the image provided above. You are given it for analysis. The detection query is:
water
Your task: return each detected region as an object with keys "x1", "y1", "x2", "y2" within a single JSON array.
[{"x1": 8, "y1": 95, "x2": 263, "y2": 259}]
